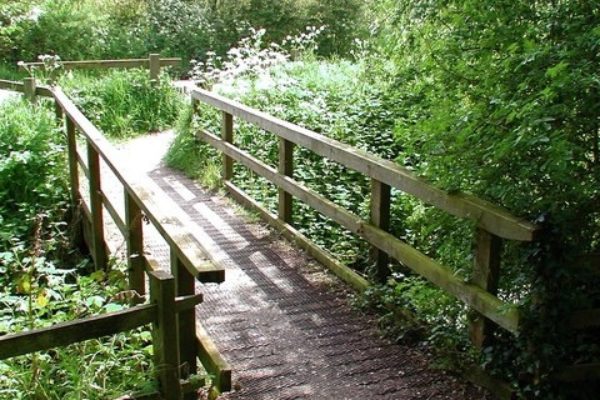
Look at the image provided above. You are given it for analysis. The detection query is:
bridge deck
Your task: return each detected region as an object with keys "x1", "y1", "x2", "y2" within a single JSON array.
[{"x1": 101, "y1": 131, "x2": 489, "y2": 399}]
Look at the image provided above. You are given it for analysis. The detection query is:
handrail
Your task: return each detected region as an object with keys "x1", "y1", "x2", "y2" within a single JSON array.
[
  {"x1": 191, "y1": 88, "x2": 539, "y2": 242},
  {"x1": 18, "y1": 57, "x2": 181, "y2": 70},
  {"x1": 52, "y1": 86, "x2": 224, "y2": 283}
]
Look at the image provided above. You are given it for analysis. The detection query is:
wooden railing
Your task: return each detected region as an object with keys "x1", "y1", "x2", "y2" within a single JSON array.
[
  {"x1": 18, "y1": 53, "x2": 181, "y2": 81},
  {"x1": 190, "y1": 88, "x2": 537, "y2": 343},
  {"x1": 0, "y1": 74, "x2": 230, "y2": 399}
]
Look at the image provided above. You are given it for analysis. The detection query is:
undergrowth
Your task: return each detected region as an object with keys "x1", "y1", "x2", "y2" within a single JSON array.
[{"x1": 0, "y1": 99, "x2": 155, "y2": 399}]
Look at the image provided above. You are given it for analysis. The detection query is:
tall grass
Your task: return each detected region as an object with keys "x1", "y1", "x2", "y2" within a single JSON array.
[{"x1": 60, "y1": 69, "x2": 183, "y2": 139}]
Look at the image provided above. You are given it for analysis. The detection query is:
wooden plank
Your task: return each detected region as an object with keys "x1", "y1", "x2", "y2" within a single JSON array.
[
  {"x1": 174, "y1": 294, "x2": 203, "y2": 314},
  {"x1": 196, "y1": 320, "x2": 232, "y2": 392},
  {"x1": 0, "y1": 304, "x2": 156, "y2": 360},
  {"x1": 469, "y1": 229, "x2": 502, "y2": 349},
  {"x1": 225, "y1": 181, "x2": 369, "y2": 292},
  {"x1": 125, "y1": 192, "x2": 146, "y2": 301},
  {"x1": 87, "y1": 141, "x2": 108, "y2": 270},
  {"x1": 52, "y1": 87, "x2": 225, "y2": 283},
  {"x1": 199, "y1": 129, "x2": 518, "y2": 332},
  {"x1": 463, "y1": 365, "x2": 514, "y2": 400},
  {"x1": 77, "y1": 152, "x2": 90, "y2": 179},
  {"x1": 192, "y1": 88, "x2": 538, "y2": 242},
  {"x1": 171, "y1": 251, "x2": 198, "y2": 388},
  {"x1": 0, "y1": 79, "x2": 24, "y2": 92},
  {"x1": 23, "y1": 77, "x2": 36, "y2": 103},
  {"x1": 99, "y1": 189, "x2": 126, "y2": 236},
  {"x1": 570, "y1": 309, "x2": 600, "y2": 329},
  {"x1": 370, "y1": 179, "x2": 391, "y2": 282},
  {"x1": 143, "y1": 255, "x2": 161, "y2": 273},
  {"x1": 149, "y1": 270, "x2": 181, "y2": 400},
  {"x1": 278, "y1": 138, "x2": 294, "y2": 224},
  {"x1": 19, "y1": 58, "x2": 181, "y2": 70},
  {"x1": 555, "y1": 363, "x2": 600, "y2": 382},
  {"x1": 221, "y1": 111, "x2": 234, "y2": 180}
]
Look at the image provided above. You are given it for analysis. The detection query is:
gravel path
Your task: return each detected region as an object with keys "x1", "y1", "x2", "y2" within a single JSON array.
[{"x1": 99, "y1": 131, "x2": 491, "y2": 399}]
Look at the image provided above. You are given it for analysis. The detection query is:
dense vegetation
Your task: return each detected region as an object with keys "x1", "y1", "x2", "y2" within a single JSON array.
[{"x1": 1, "y1": 0, "x2": 599, "y2": 399}]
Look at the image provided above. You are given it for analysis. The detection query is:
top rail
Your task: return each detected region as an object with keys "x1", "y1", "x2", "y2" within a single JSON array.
[
  {"x1": 52, "y1": 87, "x2": 224, "y2": 283},
  {"x1": 191, "y1": 88, "x2": 539, "y2": 242},
  {"x1": 0, "y1": 79, "x2": 53, "y2": 97},
  {"x1": 18, "y1": 57, "x2": 181, "y2": 70}
]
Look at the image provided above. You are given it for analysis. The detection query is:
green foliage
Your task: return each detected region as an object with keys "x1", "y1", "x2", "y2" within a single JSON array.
[
  {"x1": 60, "y1": 69, "x2": 182, "y2": 139},
  {"x1": 0, "y1": 99, "x2": 67, "y2": 246}
]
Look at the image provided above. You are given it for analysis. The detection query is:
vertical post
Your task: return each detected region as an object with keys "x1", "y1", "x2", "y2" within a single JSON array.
[
  {"x1": 87, "y1": 142, "x2": 108, "y2": 270},
  {"x1": 125, "y1": 192, "x2": 145, "y2": 302},
  {"x1": 221, "y1": 111, "x2": 234, "y2": 181},
  {"x1": 150, "y1": 270, "x2": 182, "y2": 400},
  {"x1": 23, "y1": 77, "x2": 36, "y2": 104},
  {"x1": 370, "y1": 179, "x2": 391, "y2": 282},
  {"x1": 469, "y1": 228, "x2": 502, "y2": 349},
  {"x1": 149, "y1": 53, "x2": 160, "y2": 82},
  {"x1": 278, "y1": 138, "x2": 294, "y2": 224},
  {"x1": 171, "y1": 250, "x2": 197, "y2": 395},
  {"x1": 66, "y1": 118, "x2": 80, "y2": 206}
]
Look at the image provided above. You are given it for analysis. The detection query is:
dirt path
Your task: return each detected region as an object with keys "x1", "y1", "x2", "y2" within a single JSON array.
[{"x1": 103, "y1": 131, "x2": 490, "y2": 399}]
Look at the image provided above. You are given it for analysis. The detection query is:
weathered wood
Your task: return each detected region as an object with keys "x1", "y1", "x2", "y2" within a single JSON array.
[
  {"x1": 370, "y1": 179, "x2": 391, "y2": 282},
  {"x1": 99, "y1": 189, "x2": 126, "y2": 236},
  {"x1": 52, "y1": 87, "x2": 225, "y2": 283},
  {"x1": 470, "y1": 229, "x2": 502, "y2": 349},
  {"x1": 172, "y1": 251, "x2": 198, "y2": 390},
  {"x1": 225, "y1": 181, "x2": 369, "y2": 292},
  {"x1": 143, "y1": 255, "x2": 161, "y2": 273},
  {"x1": 180, "y1": 374, "x2": 207, "y2": 395},
  {"x1": 174, "y1": 294, "x2": 203, "y2": 314},
  {"x1": 23, "y1": 77, "x2": 36, "y2": 103},
  {"x1": 570, "y1": 308, "x2": 600, "y2": 330},
  {"x1": 0, "y1": 304, "x2": 156, "y2": 360},
  {"x1": 19, "y1": 57, "x2": 181, "y2": 70},
  {"x1": 278, "y1": 138, "x2": 294, "y2": 224},
  {"x1": 66, "y1": 118, "x2": 81, "y2": 206},
  {"x1": 0, "y1": 80, "x2": 52, "y2": 97},
  {"x1": 198, "y1": 129, "x2": 518, "y2": 332},
  {"x1": 221, "y1": 111, "x2": 234, "y2": 180},
  {"x1": 87, "y1": 141, "x2": 108, "y2": 270},
  {"x1": 149, "y1": 54, "x2": 160, "y2": 82},
  {"x1": 463, "y1": 365, "x2": 514, "y2": 400},
  {"x1": 192, "y1": 88, "x2": 538, "y2": 242},
  {"x1": 125, "y1": 192, "x2": 145, "y2": 301},
  {"x1": 196, "y1": 320, "x2": 232, "y2": 392},
  {"x1": 555, "y1": 363, "x2": 600, "y2": 382},
  {"x1": 149, "y1": 270, "x2": 181, "y2": 400}
]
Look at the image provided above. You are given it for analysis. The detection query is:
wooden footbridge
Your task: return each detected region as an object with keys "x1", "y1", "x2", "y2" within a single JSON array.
[{"x1": 0, "y1": 55, "x2": 597, "y2": 399}]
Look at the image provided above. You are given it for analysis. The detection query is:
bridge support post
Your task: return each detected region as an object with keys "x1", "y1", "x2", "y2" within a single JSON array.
[
  {"x1": 172, "y1": 251, "x2": 197, "y2": 400},
  {"x1": 370, "y1": 179, "x2": 391, "y2": 282},
  {"x1": 150, "y1": 270, "x2": 182, "y2": 400},
  {"x1": 87, "y1": 142, "x2": 108, "y2": 270},
  {"x1": 125, "y1": 192, "x2": 145, "y2": 302},
  {"x1": 469, "y1": 228, "x2": 502, "y2": 349},
  {"x1": 221, "y1": 111, "x2": 234, "y2": 181},
  {"x1": 278, "y1": 138, "x2": 294, "y2": 224}
]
